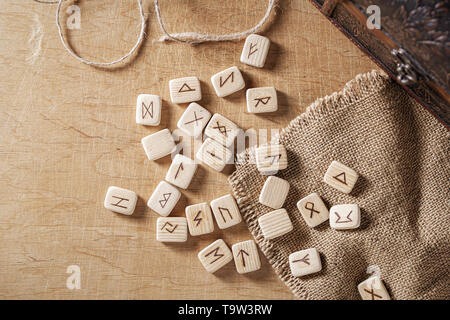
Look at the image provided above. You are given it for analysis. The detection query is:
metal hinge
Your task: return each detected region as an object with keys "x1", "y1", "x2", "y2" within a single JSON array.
[{"x1": 391, "y1": 48, "x2": 418, "y2": 86}]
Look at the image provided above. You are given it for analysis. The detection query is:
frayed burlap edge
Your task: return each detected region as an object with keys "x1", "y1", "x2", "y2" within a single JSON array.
[{"x1": 228, "y1": 70, "x2": 391, "y2": 300}]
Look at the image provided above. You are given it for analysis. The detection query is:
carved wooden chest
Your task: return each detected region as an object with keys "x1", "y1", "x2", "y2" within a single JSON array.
[{"x1": 311, "y1": 0, "x2": 449, "y2": 127}]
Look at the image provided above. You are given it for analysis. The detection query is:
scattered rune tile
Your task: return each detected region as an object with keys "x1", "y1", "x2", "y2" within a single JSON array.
[
  {"x1": 136, "y1": 94, "x2": 161, "y2": 126},
  {"x1": 156, "y1": 217, "x2": 188, "y2": 242},
  {"x1": 246, "y1": 87, "x2": 277, "y2": 113},
  {"x1": 141, "y1": 128, "x2": 176, "y2": 161},
  {"x1": 258, "y1": 208, "x2": 293, "y2": 240},
  {"x1": 289, "y1": 248, "x2": 322, "y2": 277},
  {"x1": 329, "y1": 203, "x2": 360, "y2": 230},
  {"x1": 196, "y1": 138, "x2": 233, "y2": 172},
  {"x1": 323, "y1": 160, "x2": 359, "y2": 194},
  {"x1": 204, "y1": 113, "x2": 240, "y2": 148},
  {"x1": 185, "y1": 202, "x2": 214, "y2": 236},
  {"x1": 358, "y1": 276, "x2": 391, "y2": 300},
  {"x1": 210, "y1": 194, "x2": 242, "y2": 229},
  {"x1": 259, "y1": 176, "x2": 290, "y2": 209},
  {"x1": 255, "y1": 144, "x2": 288, "y2": 175},
  {"x1": 165, "y1": 154, "x2": 198, "y2": 190},
  {"x1": 147, "y1": 181, "x2": 181, "y2": 217},
  {"x1": 169, "y1": 76, "x2": 201, "y2": 104},
  {"x1": 296, "y1": 192, "x2": 329, "y2": 228},
  {"x1": 240, "y1": 34, "x2": 270, "y2": 68},
  {"x1": 232, "y1": 239, "x2": 261, "y2": 274},
  {"x1": 104, "y1": 186, "x2": 137, "y2": 215},
  {"x1": 198, "y1": 239, "x2": 233, "y2": 273},
  {"x1": 177, "y1": 102, "x2": 211, "y2": 138},
  {"x1": 210, "y1": 66, "x2": 245, "y2": 98}
]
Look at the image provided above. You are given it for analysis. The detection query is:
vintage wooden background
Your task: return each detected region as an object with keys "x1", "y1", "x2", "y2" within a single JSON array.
[{"x1": 0, "y1": 0, "x2": 379, "y2": 299}]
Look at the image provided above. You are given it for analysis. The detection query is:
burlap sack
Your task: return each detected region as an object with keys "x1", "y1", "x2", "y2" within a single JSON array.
[{"x1": 229, "y1": 70, "x2": 450, "y2": 300}]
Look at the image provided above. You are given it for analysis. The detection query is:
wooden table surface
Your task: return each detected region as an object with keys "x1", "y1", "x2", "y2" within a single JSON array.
[{"x1": 0, "y1": 0, "x2": 379, "y2": 299}]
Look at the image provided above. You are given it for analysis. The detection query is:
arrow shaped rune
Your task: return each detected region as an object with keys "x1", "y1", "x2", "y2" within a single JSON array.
[
  {"x1": 174, "y1": 162, "x2": 184, "y2": 179},
  {"x1": 237, "y1": 249, "x2": 250, "y2": 268},
  {"x1": 333, "y1": 172, "x2": 347, "y2": 185},
  {"x1": 254, "y1": 96, "x2": 271, "y2": 108},
  {"x1": 160, "y1": 222, "x2": 178, "y2": 233},
  {"x1": 292, "y1": 253, "x2": 310, "y2": 265},
  {"x1": 265, "y1": 154, "x2": 282, "y2": 165},
  {"x1": 247, "y1": 42, "x2": 258, "y2": 58},
  {"x1": 193, "y1": 211, "x2": 203, "y2": 227},
  {"x1": 335, "y1": 210, "x2": 352, "y2": 223},
  {"x1": 205, "y1": 247, "x2": 224, "y2": 264}
]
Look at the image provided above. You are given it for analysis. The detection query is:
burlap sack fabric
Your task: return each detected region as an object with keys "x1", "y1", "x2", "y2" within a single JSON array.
[{"x1": 229, "y1": 70, "x2": 450, "y2": 300}]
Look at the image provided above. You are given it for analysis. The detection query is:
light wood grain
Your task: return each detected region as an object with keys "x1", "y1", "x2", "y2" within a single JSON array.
[
  {"x1": 185, "y1": 202, "x2": 214, "y2": 236},
  {"x1": 198, "y1": 239, "x2": 233, "y2": 273},
  {"x1": 0, "y1": 0, "x2": 379, "y2": 299},
  {"x1": 358, "y1": 276, "x2": 391, "y2": 300},
  {"x1": 296, "y1": 192, "x2": 329, "y2": 228},
  {"x1": 156, "y1": 217, "x2": 188, "y2": 243},
  {"x1": 323, "y1": 160, "x2": 359, "y2": 194},
  {"x1": 258, "y1": 208, "x2": 293, "y2": 240},
  {"x1": 246, "y1": 87, "x2": 278, "y2": 113},
  {"x1": 259, "y1": 176, "x2": 290, "y2": 209},
  {"x1": 288, "y1": 248, "x2": 322, "y2": 277},
  {"x1": 210, "y1": 194, "x2": 242, "y2": 229},
  {"x1": 232, "y1": 240, "x2": 261, "y2": 274},
  {"x1": 256, "y1": 144, "x2": 288, "y2": 174}
]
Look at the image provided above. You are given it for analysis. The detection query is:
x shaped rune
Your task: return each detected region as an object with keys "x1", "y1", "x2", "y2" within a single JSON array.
[{"x1": 364, "y1": 287, "x2": 383, "y2": 300}]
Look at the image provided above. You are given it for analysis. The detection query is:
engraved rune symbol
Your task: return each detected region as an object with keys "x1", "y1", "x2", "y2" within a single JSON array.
[
  {"x1": 219, "y1": 72, "x2": 234, "y2": 87},
  {"x1": 364, "y1": 287, "x2": 383, "y2": 300},
  {"x1": 254, "y1": 96, "x2": 271, "y2": 108},
  {"x1": 247, "y1": 42, "x2": 258, "y2": 58},
  {"x1": 160, "y1": 222, "x2": 178, "y2": 233},
  {"x1": 212, "y1": 121, "x2": 229, "y2": 136},
  {"x1": 174, "y1": 162, "x2": 184, "y2": 179},
  {"x1": 194, "y1": 211, "x2": 203, "y2": 227},
  {"x1": 141, "y1": 101, "x2": 153, "y2": 119},
  {"x1": 305, "y1": 202, "x2": 320, "y2": 218},
  {"x1": 111, "y1": 196, "x2": 129, "y2": 209},
  {"x1": 237, "y1": 249, "x2": 249, "y2": 268},
  {"x1": 184, "y1": 111, "x2": 204, "y2": 126},
  {"x1": 335, "y1": 210, "x2": 352, "y2": 223},
  {"x1": 292, "y1": 253, "x2": 310, "y2": 265},
  {"x1": 207, "y1": 150, "x2": 222, "y2": 161},
  {"x1": 333, "y1": 172, "x2": 347, "y2": 185},
  {"x1": 265, "y1": 154, "x2": 281, "y2": 165},
  {"x1": 159, "y1": 193, "x2": 172, "y2": 208},
  {"x1": 178, "y1": 83, "x2": 195, "y2": 92},
  {"x1": 218, "y1": 207, "x2": 233, "y2": 222},
  {"x1": 205, "y1": 247, "x2": 224, "y2": 264}
]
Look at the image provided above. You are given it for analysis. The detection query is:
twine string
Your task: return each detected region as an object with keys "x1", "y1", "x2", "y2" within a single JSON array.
[
  {"x1": 55, "y1": 0, "x2": 146, "y2": 67},
  {"x1": 52, "y1": 0, "x2": 275, "y2": 67},
  {"x1": 154, "y1": 0, "x2": 276, "y2": 44}
]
